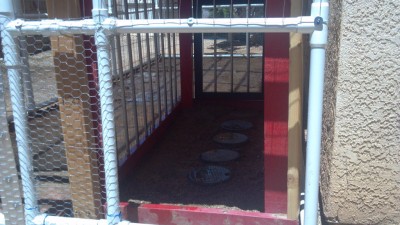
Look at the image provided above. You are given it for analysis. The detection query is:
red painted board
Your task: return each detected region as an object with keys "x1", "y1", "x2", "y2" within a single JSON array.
[
  {"x1": 138, "y1": 204, "x2": 297, "y2": 225},
  {"x1": 263, "y1": 57, "x2": 290, "y2": 214},
  {"x1": 263, "y1": 0, "x2": 291, "y2": 215},
  {"x1": 179, "y1": 0, "x2": 193, "y2": 109}
]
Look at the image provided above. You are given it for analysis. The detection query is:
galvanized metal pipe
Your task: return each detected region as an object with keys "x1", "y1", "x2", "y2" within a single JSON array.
[
  {"x1": 304, "y1": 1, "x2": 329, "y2": 225},
  {"x1": 5, "y1": 17, "x2": 317, "y2": 36},
  {"x1": 1, "y1": 27, "x2": 39, "y2": 225},
  {"x1": 0, "y1": 48, "x2": 25, "y2": 225},
  {"x1": 1, "y1": 8, "x2": 31, "y2": 225},
  {"x1": 93, "y1": 0, "x2": 121, "y2": 224},
  {"x1": 95, "y1": 27, "x2": 121, "y2": 225}
]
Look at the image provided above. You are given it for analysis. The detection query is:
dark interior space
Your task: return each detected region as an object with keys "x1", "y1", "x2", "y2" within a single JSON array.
[{"x1": 119, "y1": 102, "x2": 265, "y2": 212}]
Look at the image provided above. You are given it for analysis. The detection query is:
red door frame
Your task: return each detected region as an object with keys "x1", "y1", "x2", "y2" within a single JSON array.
[{"x1": 263, "y1": 0, "x2": 291, "y2": 214}]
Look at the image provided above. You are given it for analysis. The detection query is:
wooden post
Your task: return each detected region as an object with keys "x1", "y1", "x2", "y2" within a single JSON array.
[
  {"x1": 46, "y1": 0, "x2": 102, "y2": 219},
  {"x1": 287, "y1": 0, "x2": 305, "y2": 219}
]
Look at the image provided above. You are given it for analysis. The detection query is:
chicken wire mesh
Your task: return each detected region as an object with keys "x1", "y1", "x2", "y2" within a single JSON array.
[{"x1": 0, "y1": 0, "x2": 180, "y2": 224}]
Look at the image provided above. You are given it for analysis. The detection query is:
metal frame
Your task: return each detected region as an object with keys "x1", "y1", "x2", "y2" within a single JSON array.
[
  {"x1": 1, "y1": 23, "x2": 39, "y2": 225},
  {"x1": 0, "y1": 0, "x2": 327, "y2": 224}
]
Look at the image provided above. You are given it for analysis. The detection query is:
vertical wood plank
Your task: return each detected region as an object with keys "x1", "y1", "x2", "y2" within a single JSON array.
[
  {"x1": 46, "y1": 0, "x2": 102, "y2": 218},
  {"x1": 287, "y1": 0, "x2": 305, "y2": 219}
]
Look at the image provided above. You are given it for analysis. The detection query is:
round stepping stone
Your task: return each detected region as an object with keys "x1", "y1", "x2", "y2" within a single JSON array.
[{"x1": 188, "y1": 165, "x2": 231, "y2": 185}]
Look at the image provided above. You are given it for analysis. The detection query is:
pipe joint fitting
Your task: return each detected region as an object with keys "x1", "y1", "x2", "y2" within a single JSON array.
[
  {"x1": 310, "y1": 1, "x2": 329, "y2": 48},
  {"x1": 187, "y1": 17, "x2": 195, "y2": 26},
  {"x1": 13, "y1": 19, "x2": 23, "y2": 28}
]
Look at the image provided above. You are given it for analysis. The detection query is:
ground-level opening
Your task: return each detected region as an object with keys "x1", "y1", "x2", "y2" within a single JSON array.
[{"x1": 120, "y1": 102, "x2": 264, "y2": 213}]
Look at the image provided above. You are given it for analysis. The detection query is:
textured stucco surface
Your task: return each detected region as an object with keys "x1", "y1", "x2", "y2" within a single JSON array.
[{"x1": 321, "y1": 0, "x2": 400, "y2": 224}]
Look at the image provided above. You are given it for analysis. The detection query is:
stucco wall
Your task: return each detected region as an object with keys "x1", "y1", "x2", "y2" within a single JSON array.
[{"x1": 321, "y1": 0, "x2": 400, "y2": 224}]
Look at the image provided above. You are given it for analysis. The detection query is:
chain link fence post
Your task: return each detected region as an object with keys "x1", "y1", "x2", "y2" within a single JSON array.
[
  {"x1": 1, "y1": 21, "x2": 39, "y2": 225},
  {"x1": 93, "y1": 0, "x2": 122, "y2": 224},
  {"x1": 0, "y1": 20, "x2": 26, "y2": 225}
]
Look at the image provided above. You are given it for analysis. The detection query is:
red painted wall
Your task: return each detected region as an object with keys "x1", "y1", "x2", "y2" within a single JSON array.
[{"x1": 263, "y1": 0, "x2": 291, "y2": 214}]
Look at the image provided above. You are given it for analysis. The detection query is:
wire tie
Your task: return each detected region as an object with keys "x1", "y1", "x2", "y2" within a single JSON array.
[
  {"x1": 108, "y1": 211, "x2": 122, "y2": 219},
  {"x1": 25, "y1": 206, "x2": 39, "y2": 211}
]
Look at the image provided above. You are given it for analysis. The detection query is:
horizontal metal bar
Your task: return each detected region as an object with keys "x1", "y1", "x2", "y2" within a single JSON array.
[
  {"x1": 202, "y1": 4, "x2": 264, "y2": 8},
  {"x1": 202, "y1": 53, "x2": 263, "y2": 58},
  {"x1": 108, "y1": 17, "x2": 316, "y2": 34},
  {"x1": 5, "y1": 17, "x2": 316, "y2": 36},
  {"x1": 6, "y1": 19, "x2": 97, "y2": 35},
  {"x1": 21, "y1": 13, "x2": 48, "y2": 19}
]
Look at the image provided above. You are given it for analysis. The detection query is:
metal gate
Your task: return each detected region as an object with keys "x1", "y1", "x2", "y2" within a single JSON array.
[{"x1": 194, "y1": 0, "x2": 264, "y2": 99}]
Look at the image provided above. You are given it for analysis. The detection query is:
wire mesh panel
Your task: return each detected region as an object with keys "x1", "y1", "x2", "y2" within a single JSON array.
[
  {"x1": 0, "y1": 0, "x2": 181, "y2": 223},
  {"x1": 13, "y1": 33, "x2": 104, "y2": 219}
]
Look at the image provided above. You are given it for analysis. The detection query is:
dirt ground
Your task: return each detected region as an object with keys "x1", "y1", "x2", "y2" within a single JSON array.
[{"x1": 119, "y1": 102, "x2": 265, "y2": 212}]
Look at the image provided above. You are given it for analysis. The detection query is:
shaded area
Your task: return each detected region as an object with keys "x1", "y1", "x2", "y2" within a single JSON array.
[{"x1": 120, "y1": 103, "x2": 264, "y2": 212}]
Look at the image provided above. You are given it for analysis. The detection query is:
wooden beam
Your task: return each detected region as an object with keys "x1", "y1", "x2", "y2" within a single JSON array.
[
  {"x1": 287, "y1": 0, "x2": 305, "y2": 219},
  {"x1": 46, "y1": 0, "x2": 102, "y2": 219}
]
